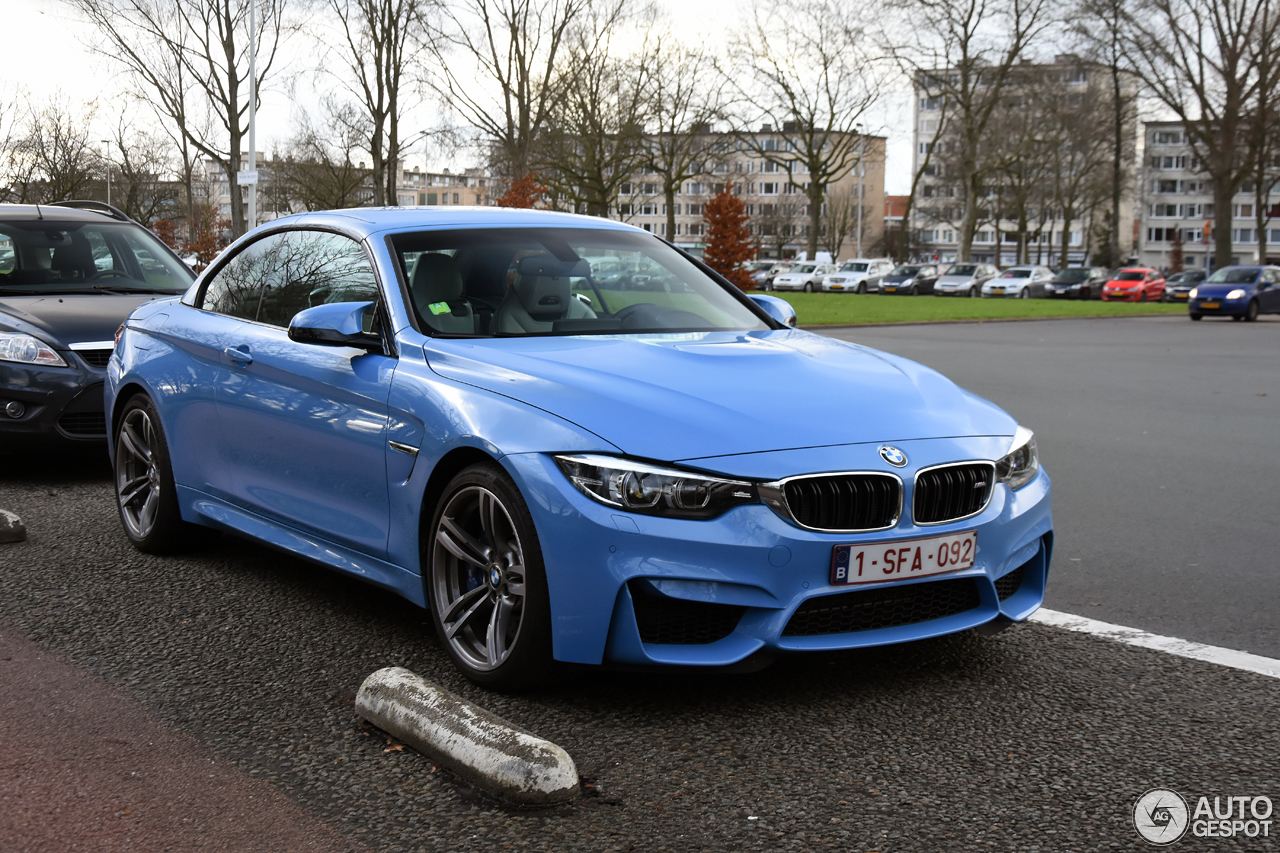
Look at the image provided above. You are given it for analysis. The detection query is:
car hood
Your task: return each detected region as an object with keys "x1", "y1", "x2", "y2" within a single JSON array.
[
  {"x1": 936, "y1": 275, "x2": 973, "y2": 285},
  {"x1": 1194, "y1": 282, "x2": 1255, "y2": 296},
  {"x1": 991, "y1": 278, "x2": 1031, "y2": 286},
  {"x1": 423, "y1": 329, "x2": 1015, "y2": 462},
  {"x1": 0, "y1": 293, "x2": 161, "y2": 346},
  {"x1": 882, "y1": 274, "x2": 914, "y2": 283}
]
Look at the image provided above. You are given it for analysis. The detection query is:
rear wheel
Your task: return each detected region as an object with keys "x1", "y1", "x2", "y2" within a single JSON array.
[
  {"x1": 428, "y1": 463, "x2": 554, "y2": 690},
  {"x1": 1245, "y1": 300, "x2": 1260, "y2": 322},
  {"x1": 113, "y1": 395, "x2": 193, "y2": 554}
]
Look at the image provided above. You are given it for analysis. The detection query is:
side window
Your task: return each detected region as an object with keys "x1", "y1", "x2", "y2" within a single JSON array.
[
  {"x1": 258, "y1": 230, "x2": 379, "y2": 328},
  {"x1": 200, "y1": 232, "x2": 288, "y2": 321}
]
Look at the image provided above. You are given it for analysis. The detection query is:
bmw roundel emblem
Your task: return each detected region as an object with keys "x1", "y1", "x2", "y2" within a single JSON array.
[{"x1": 879, "y1": 445, "x2": 908, "y2": 467}]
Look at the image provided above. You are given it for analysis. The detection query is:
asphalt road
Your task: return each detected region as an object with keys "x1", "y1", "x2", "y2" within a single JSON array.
[
  {"x1": 1, "y1": 315, "x2": 1278, "y2": 852},
  {"x1": 822, "y1": 314, "x2": 1280, "y2": 659}
]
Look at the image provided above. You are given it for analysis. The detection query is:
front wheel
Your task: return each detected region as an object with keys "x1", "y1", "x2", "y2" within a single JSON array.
[
  {"x1": 113, "y1": 394, "x2": 193, "y2": 553},
  {"x1": 1245, "y1": 300, "x2": 1260, "y2": 322},
  {"x1": 1018, "y1": 288, "x2": 1029, "y2": 299},
  {"x1": 969, "y1": 286, "x2": 978, "y2": 298},
  {"x1": 1138, "y1": 291, "x2": 1147, "y2": 303},
  {"x1": 428, "y1": 463, "x2": 554, "y2": 690},
  {"x1": 1189, "y1": 313, "x2": 1202, "y2": 321},
  {"x1": 803, "y1": 282, "x2": 814, "y2": 293},
  {"x1": 856, "y1": 282, "x2": 867, "y2": 294}
]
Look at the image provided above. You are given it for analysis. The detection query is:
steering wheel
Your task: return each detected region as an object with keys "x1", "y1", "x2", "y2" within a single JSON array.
[{"x1": 88, "y1": 269, "x2": 129, "y2": 281}]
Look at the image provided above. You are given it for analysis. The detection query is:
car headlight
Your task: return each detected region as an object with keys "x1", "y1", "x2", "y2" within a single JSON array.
[
  {"x1": 995, "y1": 426, "x2": 1038, "y2": 491},
  {"x1": 1226, "y1": 288, "x2": 1246, "y2": 300},
  {"x1": 0, "y1": 332, "x2": 67, "y2": 367},
  {"x1": 1189, "y1": 287, "x2": 1198, "y2": 299},
  {"x1": 555, "y1": 454, "x2": 759, "y2": 520}
]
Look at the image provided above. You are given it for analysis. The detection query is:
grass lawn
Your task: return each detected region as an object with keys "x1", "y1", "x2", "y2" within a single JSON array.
[{"x1": 764, "y1": 292, "x2": 1187, "y2": 326}]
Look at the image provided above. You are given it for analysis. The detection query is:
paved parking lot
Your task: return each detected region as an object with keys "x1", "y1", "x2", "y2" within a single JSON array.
[{"x1": 2, "y1": 316, "x2": 1278, "y2": 852}]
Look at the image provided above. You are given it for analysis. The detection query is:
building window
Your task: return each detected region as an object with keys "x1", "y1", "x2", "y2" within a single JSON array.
[
  {"x1": 1232, "y1": 203, "x2": 1254, "y2": 218},
  {"x1": 1232, "y1": 228, "x2": 1256, "y2": 243},
  {"x1": 1153, "y1": 180, "x2": 1178, "y2": 194},
  {"x1": 620, "y1": 182, "x2": 633, "y2": 195},
  {"x1": 1151, "y1": 203, "x2": 1179, "y2": 218},
  {"x1": 1152, "y1": 130, "x2": 1184, "y2": 145},
  {"x1": 686, "y1": 182, "x2": 705, "y2": 195},
  {"x1": 640, "y1": 203, "x2": 658, "y2": 215},
  {"x1": 618, "y1": 203, "x2": 634, "y2": 215},
  {"x1": 761, "y1": 182, "x2": 779, "y2": 195},
  {"x1": 1152, "y1": 156, "x2": 1186, "y2": 170},
  {"x1": 920, "y1": 97, "x2": 939, "y2": 111}
]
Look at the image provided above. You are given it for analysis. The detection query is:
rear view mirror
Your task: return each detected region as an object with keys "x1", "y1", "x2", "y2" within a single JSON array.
[{"x1": 517, "y1": 254, "x2": 590, "y2": 278}]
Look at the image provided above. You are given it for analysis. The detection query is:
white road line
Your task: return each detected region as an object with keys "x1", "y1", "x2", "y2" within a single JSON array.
[{"x1": 1030, "y1": 609, "x2": 1280, "y2": 680}]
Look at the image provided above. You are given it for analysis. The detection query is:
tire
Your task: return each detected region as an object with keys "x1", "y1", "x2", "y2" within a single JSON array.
[
  {"x1": 908, "y1": 284, "x2": 918, "y2": 295},
  {"x1": 1018, "y1": 288, "x2": 1028, "y2": 299},
  {"x1": 969, "y1": 286, "x2": 978, "y2": 298},
  {"x1": 803, "y1": 282, "x2": 814, "y2": 293},
  {"x1": 856, "y1": 282, "x2": 866, "y2": 294},
  {"x1": 1138, "y1": 291, "x2": 1146, "y2": 303},
  {"x1": 1189, "y1": 313, "x2": 1202, "y2": 321},
  {"x1": 427, "y1": 463, "x2": 554, "y2": 690},
  {"x1": 1245, "y1": 300, "x2": 1260, "y2": 322},
  {"x1": 113, "y1": 394, "x2": 193, "y2": 554}
]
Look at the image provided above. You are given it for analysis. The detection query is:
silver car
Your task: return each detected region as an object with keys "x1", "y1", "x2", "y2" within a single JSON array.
[
  {"x1": 823, "y1": 259, "x2": 894, "y2": 293},
  {"x1": 772, "y1": 262, "x2": 838, "y2": 292},
  {"x1": 934, "y1": 263, "x2": 1000, "y2": 297},
  {"x1": 982, "y1": 266, "x2": 1055, "y2": 298}
]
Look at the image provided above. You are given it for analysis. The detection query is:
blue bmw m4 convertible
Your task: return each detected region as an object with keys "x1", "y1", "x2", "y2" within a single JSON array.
[{"x1": 106, "y1": 208, "x2": 1052, "y2": 688}]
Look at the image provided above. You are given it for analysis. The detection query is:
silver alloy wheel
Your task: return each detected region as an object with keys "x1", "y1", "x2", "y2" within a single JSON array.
[
  {"x1": 116, "y1": 407, "x2": 162, "y2": 539},
  {"x1": 432, "y1": 486, "x2": 527, "y2": 672}
]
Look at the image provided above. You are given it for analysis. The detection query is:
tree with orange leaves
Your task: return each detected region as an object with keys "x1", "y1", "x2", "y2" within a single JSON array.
[
  {"x1": 494, "y1": 173, "x2": 548, "y2": 208},
  {"x1": 702, "y1": 182, "x2": 755, "y2": 290}
]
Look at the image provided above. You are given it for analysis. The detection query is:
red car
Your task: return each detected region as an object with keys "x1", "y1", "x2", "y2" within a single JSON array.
[{"x1": 1102, "y1": 268, "x2": 1166, "y2": 302}]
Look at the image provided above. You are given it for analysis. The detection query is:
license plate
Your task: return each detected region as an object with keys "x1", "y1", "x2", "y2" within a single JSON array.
[
  {"x1": 992, "y1": 288, "x2": 1005, "y2": 294},
  {"x1": 831, "y1": 531, "x2": 977, "y2": 586},
  {"x1": 831, "y1": 285, "x2": 844, "y2": 290},
  {"x1": 1201, "y1": 302, "x2": 1219, "y2": 309}
]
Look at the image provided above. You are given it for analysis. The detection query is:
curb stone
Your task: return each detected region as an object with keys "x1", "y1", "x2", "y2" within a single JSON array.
[
  {"x1": 355, "y1": 666, "x2": 579, "y2": 806},
  {"x1": 0, "y1": 509, "x2": 26, "y2": 543}
]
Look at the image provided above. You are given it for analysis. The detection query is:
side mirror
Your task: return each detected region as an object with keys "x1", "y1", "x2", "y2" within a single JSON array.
[
  {"x1": 288, "y1": 301, "x2": 383, "y2": 352},
  {"x1": 749, "y1": 293, "x2": 798, "y2": 327}
]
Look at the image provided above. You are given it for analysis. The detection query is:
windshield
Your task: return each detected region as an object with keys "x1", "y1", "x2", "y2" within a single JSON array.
[
  {"x1": 1206, "y1": 268, "x2": 1260, "y2": 284},
  {"x1": 889, "y1": 266, "x2": 920, "y2": 276},
  {"x1": 1053, "y1": 269, "x2": 1088, "y2": 282},
  {"x1": 840, "y1": 262, "x2": 869, "y2": 272},
  {"x1": 1002, "y1": 269, "x2": 1032, "y2": 278},
  {"x1": 0, "y1": 219, "x2": 193, "y2": 294},
  {"x1": 1115, "y1": 271, "x2": 1145, "y2": 281},
  {"x1": 1167, "y1": 272, "x2": 1200, "y2": 283},
  {"x1": 391, "y1": 227, "x2": 771, "y2": 337},
  {"x1": 945, "y1": 264, "x2": 977, "y2": 276},
  {"x1": 790, "y1": 264, "x2": 817, "y2": 273}
]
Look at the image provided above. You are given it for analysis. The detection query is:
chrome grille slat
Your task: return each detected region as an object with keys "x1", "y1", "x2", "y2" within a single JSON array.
[{"x1": 914, "y1": 462, "x2": 995, "y2": 525}]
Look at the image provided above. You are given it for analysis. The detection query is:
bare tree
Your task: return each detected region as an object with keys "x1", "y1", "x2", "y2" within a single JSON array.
[
  {"x1": 70, "y1": 0, "x2": 293, "y2": 237},
  {"x1": 642, "y1": 34, "x2": 725, "y2": 240},
  {"x1": 891, "y1": 0, "x2": 1054, "y2": 261},
  {"x1": 1074, "y1": 0, "x2": 1140, "y2": 266},
  {"x1": 1247, "y1": 0, "x2": 1280, "y2": 262},
  {"x1": 6, "y1": 94, "x2": 100, "y2": 203},
  {"x1": 537, "y1": 9, "x2": 651, "y2": 216},
  {"x1": 729, "y1": 0, "x2": 884, "y2": 258},
  {"x1": 424, "y1": 0, "x2": 603, "y2": 178},
  {"x1": 1119, "y1": 0, "x2": 1278, "y2": 266},
  {"x1": 324, "y1": 0, "x2": 429, "y2": 206},
  {"x1": 105, "y1": 113, "x2": 183, "y2": 226},
  {"x1": 273, "y1": 98, "x2": 374, "y2": 211},
  {"x1": 820, "y1": 184, "x2": 856, "y2": 259}
]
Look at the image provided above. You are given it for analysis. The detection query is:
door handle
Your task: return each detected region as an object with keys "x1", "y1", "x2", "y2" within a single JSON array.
[{"x1": 223, "y1": 345, "x2": 253, "y2": 365}]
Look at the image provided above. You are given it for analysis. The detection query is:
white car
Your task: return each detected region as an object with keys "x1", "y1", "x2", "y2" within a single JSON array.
[
  {"x1": 772, "y1": 263, "x2": 838, "y2": 292},
  {"x1": 823, "y1": 259, "x2": 894, "y2": 293},
  {"x1": 982, "y1": 266, "x2": 1055, "y2": 298}
]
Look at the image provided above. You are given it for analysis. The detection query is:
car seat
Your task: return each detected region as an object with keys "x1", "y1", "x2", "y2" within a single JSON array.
[
  {"x1": 411, "y1": 252, "x2": 476, "y2": 334},
  {"x1": 490, "y1": 256, "x2": 596, "y2": 334},
  {"x1": 50, "y1": 234, "x2": 97, "y2": 282}
]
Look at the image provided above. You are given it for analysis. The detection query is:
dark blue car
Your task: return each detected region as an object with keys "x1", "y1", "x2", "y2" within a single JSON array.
[
  {"x1": 1188, "y1": 265, "x2": 1280, "y2": 321},
  {"x1": 0, "y1": 203, "x2": 195, "y2": 442}
]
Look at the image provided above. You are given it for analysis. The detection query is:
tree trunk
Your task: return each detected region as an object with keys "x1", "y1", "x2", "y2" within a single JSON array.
[
  {"x1": 1213, "y1": 178, "x2": 1235, "y2": 269},
  {"x1": 807, "y1": 179, "x2": 822, "y2": 258},
  {"x1": 1109, "y1": 59, "x2": 1123, "y2": 265},
  {"x1": 665, "y1": 181, "x2": 678, "y2": 241}
]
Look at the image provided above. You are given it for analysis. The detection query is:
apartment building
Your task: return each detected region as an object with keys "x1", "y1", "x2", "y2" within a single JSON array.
[
  {"x1": 1137, "y1": 120, "x2": 1280, "y2": 269},
  {"x1": 614, "y1": 127, "x2": 886, "y2": 260},
  {"x1": 911, "y1": 55, "x2": 1138, "y2": 267}
]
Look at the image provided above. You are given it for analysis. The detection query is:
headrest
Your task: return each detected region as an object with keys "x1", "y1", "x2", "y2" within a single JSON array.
[
  {"x1": 411, "y1": 253, "x2": 464, "y2": 304},
  {"x1": 515, "y1": 275, "x2": 571, "y2": 317}
]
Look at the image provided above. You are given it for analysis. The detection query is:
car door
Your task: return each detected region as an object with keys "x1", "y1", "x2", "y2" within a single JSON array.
[
  {"x1": 1259, "y1": 269, "x2": 1280, "y2": 311},
  {"x1": 213, "y1": 228, "x2": 397, "y2": 558}
]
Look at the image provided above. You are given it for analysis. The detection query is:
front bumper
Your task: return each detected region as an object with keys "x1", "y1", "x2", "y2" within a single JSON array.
[
  {"x1": 504, "y1": 439, "x2": 1053, "y2": 668},
  {"x1": 0, "y1": 354, "x2": 109, "y2": 441},
  {"x1": 1046, "y1": 285, "x2": 1085, "y2": 298},
  {"x1": 1188, "y1": 296, "x2": 1247, "y2": 316},
  {"x1": 982, "y1": 288, "x2": 1023, "y2": 298},
  {"x1": 1101, "y1": 290, "x2": 1142, "y2": 301}
]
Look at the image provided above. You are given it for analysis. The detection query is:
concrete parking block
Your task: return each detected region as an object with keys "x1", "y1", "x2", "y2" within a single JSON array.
[
  {"x1": 0, "y1": 508, "x2": 26, "y2": 543},
  {"x1": 355, "y1": 666, "x2": 579, "y2": 806}
]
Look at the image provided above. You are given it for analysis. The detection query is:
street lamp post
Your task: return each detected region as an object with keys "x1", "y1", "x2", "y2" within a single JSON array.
[{"x1": 102, "y1": 140, "x2": 111, "y2": 206}]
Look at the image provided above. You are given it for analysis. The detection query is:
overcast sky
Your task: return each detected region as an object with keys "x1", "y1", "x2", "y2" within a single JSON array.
[{"x1": 6, "y1": 0, "x2": 918, "y2": 193}]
